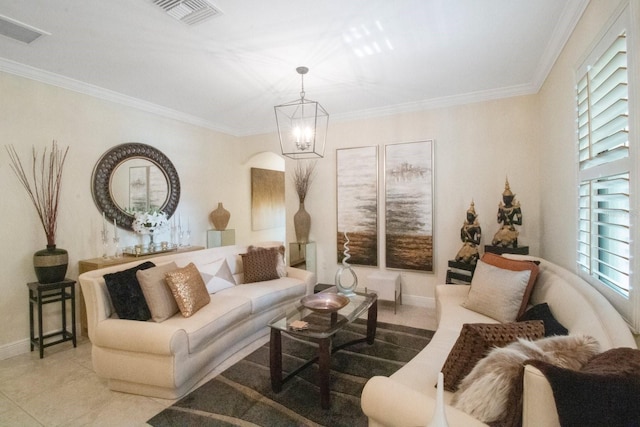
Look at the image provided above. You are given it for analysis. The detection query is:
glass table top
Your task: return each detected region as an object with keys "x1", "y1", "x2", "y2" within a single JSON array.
[{"x1": 268, "y1": 286, "x2": 377, "y2": 339}]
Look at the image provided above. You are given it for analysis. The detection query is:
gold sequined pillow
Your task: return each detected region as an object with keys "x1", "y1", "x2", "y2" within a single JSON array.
[
  {"x1": 241, "y1": 249, "x2": 279, "y2": 283},
  {"x1": 164, "y1": 263, "x2": 210, "y2": 317}
]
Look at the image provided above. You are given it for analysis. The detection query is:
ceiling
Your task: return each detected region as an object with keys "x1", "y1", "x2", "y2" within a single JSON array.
[{"x1": 0, "y1": 0, "x2": 588, "y2": 136}]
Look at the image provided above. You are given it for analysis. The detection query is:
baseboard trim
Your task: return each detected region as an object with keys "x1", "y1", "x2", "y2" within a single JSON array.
[
  {"x1": 0, "y1": 338, "x2": 31, "y2": 361},
  {"x1": 401, "y1": 294, "x2": 436, "y2": 309}
]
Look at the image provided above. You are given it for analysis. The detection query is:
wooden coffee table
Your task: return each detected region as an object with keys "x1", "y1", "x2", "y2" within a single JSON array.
[{"x1": 268, "y1": 287, "x2": 378, "y2": 409}]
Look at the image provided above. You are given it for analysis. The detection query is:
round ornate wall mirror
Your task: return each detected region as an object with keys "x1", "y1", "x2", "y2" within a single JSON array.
[{"x1": 92, "y1": 143, "x2": 180, "y2": 230}]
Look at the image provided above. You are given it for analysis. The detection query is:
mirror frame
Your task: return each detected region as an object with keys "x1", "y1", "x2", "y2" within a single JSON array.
[{"x1": 92, "y1": 142, "x2": 180, "y2": 231}]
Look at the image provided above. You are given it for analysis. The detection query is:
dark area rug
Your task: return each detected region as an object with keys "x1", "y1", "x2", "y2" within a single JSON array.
[{"x1": 148, "y1": 319, "x2": 433, "y2": 427}]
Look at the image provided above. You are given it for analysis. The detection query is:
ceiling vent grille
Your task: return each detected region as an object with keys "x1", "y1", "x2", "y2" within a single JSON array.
[
  {"x1": 0, "y1": 14, "x2": 49, "y2": 44},
  {"x1": 152, "y1": 0, "x2": 222, "y2": 25}
]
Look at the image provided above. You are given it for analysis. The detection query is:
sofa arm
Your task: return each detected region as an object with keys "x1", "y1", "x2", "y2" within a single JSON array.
[
  {"x1": 93, "y1": 319, "x2": 188, "y2": 356},
  {"x1": 286, "y1": 266, "x2": 316, "y2": 295},
  {"x1": 522, "y1": 364, "x2": 560, "y2": 427},
  {"x1": 361, "y1": 376, "x2": 488, "y2": 427}
]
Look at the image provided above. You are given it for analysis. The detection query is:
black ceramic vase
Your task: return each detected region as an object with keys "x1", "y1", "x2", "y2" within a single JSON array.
[{"x1": 33, "y1": 245, "x2": 68, "y2": 284}]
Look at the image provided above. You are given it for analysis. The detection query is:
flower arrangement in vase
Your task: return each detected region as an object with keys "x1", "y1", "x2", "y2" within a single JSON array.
[
  {"x1": 132, "y1": 209, "x2": 169, "y2": 247},
  {"x1": 6, "y1": 141, "x2": 70, "y2": 283}
]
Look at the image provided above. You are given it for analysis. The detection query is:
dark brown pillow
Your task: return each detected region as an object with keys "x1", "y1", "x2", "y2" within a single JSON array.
[
  {"x1": 525, "y1": 348, "x2": 640, "y2": 427},
  {"x1": 241, "y1": 249, "x2": 279, "y2": 283},
  {"x1": 441, "y1": 320, "x2": 545, "y2": 392}
]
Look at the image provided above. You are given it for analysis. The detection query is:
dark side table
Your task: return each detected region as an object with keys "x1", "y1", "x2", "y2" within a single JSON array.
[{"x1": 28, "y1": 279, "x2": 77, "y2": 358}]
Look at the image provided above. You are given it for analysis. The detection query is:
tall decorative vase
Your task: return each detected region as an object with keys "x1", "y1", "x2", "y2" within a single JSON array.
[
  {"x1": 294, "y1": 201, "x2": 311, "y2": 244},
  {"x1": 210, "y1": 202, "x2": 231, "y2": 230},
  {"x1": 33, "y1": 245, "x2": 68, "y2": 284},
  {"x1": 427, "y1": 372, "x2": 450, "y2": 427}
]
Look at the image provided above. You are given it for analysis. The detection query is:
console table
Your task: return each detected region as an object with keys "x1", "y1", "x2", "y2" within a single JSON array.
[
  {"x1": 78, "y1": 245, "x2": 204, "y2": 336},
  {"x1": 28, "y1": 279, "x2": 76, "y2": 358}
]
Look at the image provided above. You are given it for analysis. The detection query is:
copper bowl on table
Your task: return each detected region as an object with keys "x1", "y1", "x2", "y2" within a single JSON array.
[{"x1": 300, "y1": 293, "x2": 350, "y2": 313}]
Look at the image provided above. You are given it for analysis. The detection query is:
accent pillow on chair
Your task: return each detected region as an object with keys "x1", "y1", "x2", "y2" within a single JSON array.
[
  {"x1": 462, "y1": 259, "x2": 533, "y2": 322},
  {"x1": 518, "y1": 302, "x2": 568, "y2": 336},
  {"x1": 452, "y1": 334, "x2": 600, "y2": 426},
  {"x1": 241, "y1": 249, "x2": 280, "y2": 283},
  {"x1": 136, "y1": 262, "x2": 180, "y2": 322},
  {"x1": 525, "y1": 347, "x2": 640, "y2": 427},
  {"x1": 104, "y1": 261, "x2": 155, "y2": 321},
  {"x1": 165, "y1": 262, "x2": 211, "y2": 317},
  {"x1": 441, "y1": 321, "x2": 545, "y2": 392},
  {"x1": 481, "y1": 252, "x2": 540, "y2": 318}
]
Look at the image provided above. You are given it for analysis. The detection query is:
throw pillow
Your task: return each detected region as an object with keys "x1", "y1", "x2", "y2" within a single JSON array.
[
  {"x1": 462, "y1": 259, "x2": 532, "y2": 322},
  {"x1": 441, "y1": 321, "x2": 545, "y2": 392},
  {"x1": 136, "y1": 262, "x2": 179, "y2": 322},
  {"x1": 518, "y1": 302, "x2": 568, "y2": 336},
  {"x1": 248, "y1": 245, "x2": 287, "y2": 277},
  {"x1": 452, "y1": 334, "x2": 600, "y2": 426},
  {"x1": 525, "y1": 348, "x2": 640, "y2": 427},
  {"x1": 103, "y1": 261, "x2": 155, "y2": 321},
  {"x1": 481, "y1": 252, "x2": 540, "y2": 318},
  {"x1": 165, "y1": 262, "x2": 211, "y2": 317},
  {"x1": 241, "y1": 249, "x2": 279, "y2": 283},
  {"x1": 200, "y1": 258, "x2": 236, "y2": 293}
]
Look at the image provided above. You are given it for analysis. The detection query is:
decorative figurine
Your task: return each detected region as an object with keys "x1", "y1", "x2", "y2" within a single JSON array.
[
  {"x1": 455, "y1": 201, "x2": 482, "y2": 264},
  {"x1": 492, "y1": 178, "x2": 522, "y2": 248}
]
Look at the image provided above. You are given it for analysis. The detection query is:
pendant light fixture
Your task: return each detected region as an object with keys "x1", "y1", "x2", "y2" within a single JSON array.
[{"x1": 275, "y1": 66, "x2": 329, "y2": 159}]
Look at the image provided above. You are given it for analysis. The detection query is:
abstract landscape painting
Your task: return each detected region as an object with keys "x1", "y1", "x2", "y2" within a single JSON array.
[
  {"x1": 251, "y1": 168, "x2": 285, "y2": 230},
  {"x1": 385, "y1": 140, "x2": 433, "y2": 272},
  {"x1": 336, "y1": 146, "x2": 378, "y2": 266}
]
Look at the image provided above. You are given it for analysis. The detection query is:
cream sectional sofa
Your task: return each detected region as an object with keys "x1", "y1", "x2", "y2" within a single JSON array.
[
  {"x1": 361, "y1": 254, "x2": 637, "y2": 426},
  {"x1": 78, "y1": 243, "x2": 316, "y2": 399}
]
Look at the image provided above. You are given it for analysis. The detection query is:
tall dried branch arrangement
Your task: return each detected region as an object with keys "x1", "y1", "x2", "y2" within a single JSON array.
[
  {"x1": 6, "y1": 141, "x2": 69, "y2": 247},
  {"x1": 292, "y1": 160, "x2": 316, "y2": 203}
]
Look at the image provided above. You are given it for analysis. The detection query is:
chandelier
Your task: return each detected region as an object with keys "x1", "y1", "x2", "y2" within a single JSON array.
[{"x1": 274, "y1": 66, "x2": 329, "y2": 159}]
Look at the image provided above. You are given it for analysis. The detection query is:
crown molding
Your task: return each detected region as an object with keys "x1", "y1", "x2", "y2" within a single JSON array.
[
  {"x1": 531, "y1": 0, "x2": 590, "y2": 91},
  {"x1": 0, "y1": 57, "x2": 239, "y2": 136}
]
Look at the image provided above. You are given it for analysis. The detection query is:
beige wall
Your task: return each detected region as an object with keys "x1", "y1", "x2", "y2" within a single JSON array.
[
  {"x1": 243, "y1": 95, "x2": 541, "y2": 306},
  {"x1": 538, "y1": 0, "x2": 636, "y2": 269},
  {"x1": 0, "y1": 71, "x2": 269, "y2": 357},
  {"x1": 19, "y1": 0, "x2": 630, "y2": 353}
]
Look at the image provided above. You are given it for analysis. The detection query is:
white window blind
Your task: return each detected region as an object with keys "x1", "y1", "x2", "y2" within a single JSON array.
[{"x1": 577, "y1": 31, "x2": 631, "y2": 296}]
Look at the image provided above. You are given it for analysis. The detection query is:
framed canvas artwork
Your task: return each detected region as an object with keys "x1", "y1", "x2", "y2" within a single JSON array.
[
  {"x1": 336, "y1": 146, "x2": 378, "y2": 266},
  {"x1": 384, "y1": 140, "x2": 434, "y2": 272},
  {"x1": 251, "y1": 168, "x2": 285, "y2": 230}
]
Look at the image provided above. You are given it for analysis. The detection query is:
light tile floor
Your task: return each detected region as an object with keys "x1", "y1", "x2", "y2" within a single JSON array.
[{"x1": 0, "y1": 301, "x2": 435, "y2": 426}]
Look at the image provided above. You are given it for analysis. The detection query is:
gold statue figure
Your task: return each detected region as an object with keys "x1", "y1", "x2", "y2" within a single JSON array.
[
  {"x1": 492, "y1": 179, "x2": 522, "y2": 248},
  {"x1": 455, "y1": 201, "x2": 482, "y2": 264}
]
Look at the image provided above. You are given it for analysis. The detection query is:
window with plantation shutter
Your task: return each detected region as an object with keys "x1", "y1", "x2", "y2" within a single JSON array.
[{"x1": 576, "y1": 5, "x2": 637, "y2": 330}]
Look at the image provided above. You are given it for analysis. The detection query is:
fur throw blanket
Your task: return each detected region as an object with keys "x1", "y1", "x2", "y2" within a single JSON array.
[
  {"x1": 451, "y1": 335, "x2": 600, "y2": 427},
  {"x1": 526, "y1": 347, "x2": 640, "y2": 427}
]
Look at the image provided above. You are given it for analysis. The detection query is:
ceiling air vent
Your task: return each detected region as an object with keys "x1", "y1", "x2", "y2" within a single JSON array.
[
  {"x1": 152, "y1": 0, "x2": 222, "y2": 26},
  {"x1": 0, "y1": 14, "x2": 49, "y2": 44}
]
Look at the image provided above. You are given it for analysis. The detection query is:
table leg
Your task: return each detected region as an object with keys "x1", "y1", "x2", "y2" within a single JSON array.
[
  {"x1": 28, "y1": 290, "x2": 34, "y2": 351},
  {"x1": 366, "y1": 299, "x2": 378, "y2": 345},
  {"x1": 71, "y1": 284, "x2": 77, "y2": 347},
  {"x1": 37, "y1": 289, "x2": 44, "y2": 359},
  {"x1": 270, "y1": 328, "x2": 282, "y2": 393},
  {"x1": 318, "y1": 337, "x2": 332, "y2": 409}
]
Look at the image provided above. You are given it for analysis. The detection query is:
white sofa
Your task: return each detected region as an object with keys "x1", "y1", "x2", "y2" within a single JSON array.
[
  {"x1": 361, "y1": 254, "x2": 637, "y2": 426},
  {"x1": 78, "y1": 243, "x2": 316, "y2": 400}
]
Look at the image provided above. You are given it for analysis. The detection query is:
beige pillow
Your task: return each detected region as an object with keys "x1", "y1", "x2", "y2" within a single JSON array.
[
  {"x1": 136, "y1": 262, "x2": 179, "y2": 322},
  {"x1": 463, "y1": 259, "x2": 532, "y2": 323},
  {"x1": 165, "y1": 263, "x2": 211, "y2": 317},
  {"x1": 200, "y1": 259, "x2": 236, "y2": 293}
]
